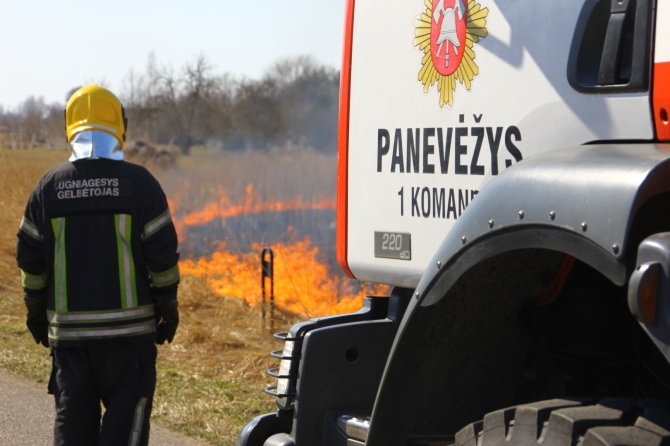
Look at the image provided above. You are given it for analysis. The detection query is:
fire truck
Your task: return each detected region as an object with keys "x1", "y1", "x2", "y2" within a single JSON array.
[{"x1": 239, "y1": 0, "x2": 670, "y2": 444}]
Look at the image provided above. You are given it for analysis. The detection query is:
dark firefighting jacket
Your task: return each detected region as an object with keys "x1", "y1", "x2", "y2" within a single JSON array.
[{"x1": 16, "y1": 158, "x2": 179, "y2": 347}]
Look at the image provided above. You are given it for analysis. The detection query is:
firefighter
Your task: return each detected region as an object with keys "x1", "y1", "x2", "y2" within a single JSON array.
[{"x1": 16, "y1": 84, "x2": 180, "y2": 446}]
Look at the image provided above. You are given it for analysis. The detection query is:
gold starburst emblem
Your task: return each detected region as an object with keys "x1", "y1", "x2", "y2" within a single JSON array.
[{"x1": 415, "y1": 0, "x2": 489, "y2": 107}]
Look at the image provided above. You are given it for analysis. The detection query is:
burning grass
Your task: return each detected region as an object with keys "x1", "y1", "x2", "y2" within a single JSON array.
[
  {"x1": 0, "y1": 146, "x2": 387, "y2": 445},
  {"x1": 164, "y1": 145, "x2": 388, "y2": 318},
  {"x1": 180, "y1": 239, "x2": 385, "y2": 316}
]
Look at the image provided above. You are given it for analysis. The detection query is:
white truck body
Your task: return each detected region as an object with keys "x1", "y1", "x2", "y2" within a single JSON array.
[{"x1": 338, "y1": 0, "x2": 660, "y2": 287}]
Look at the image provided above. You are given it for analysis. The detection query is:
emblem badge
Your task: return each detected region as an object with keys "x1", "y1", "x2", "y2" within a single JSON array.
[{"x1": 415, "y1": 0, "x2": 489, "y2": 107}]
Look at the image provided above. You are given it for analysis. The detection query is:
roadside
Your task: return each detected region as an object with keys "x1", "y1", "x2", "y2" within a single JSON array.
[{"x1": 0, "y1": 368, "x2": 211, "y2": 446}]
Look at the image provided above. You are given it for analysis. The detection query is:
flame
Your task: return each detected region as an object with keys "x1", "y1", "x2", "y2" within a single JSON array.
[
  {"x1": 173, "y1": 184, "x2": 389, "y2": 318},
  {"x1": 180, "y1": 238, "x2": 388, "y2": 317},
  {"x1": 181, "y1": 184, "x2": 336, "y2": 226}
]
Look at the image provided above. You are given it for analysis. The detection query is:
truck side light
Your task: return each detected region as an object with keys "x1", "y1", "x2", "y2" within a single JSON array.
[{"x1": 628, "y1": 262, "x2": 659, "y2": 326}]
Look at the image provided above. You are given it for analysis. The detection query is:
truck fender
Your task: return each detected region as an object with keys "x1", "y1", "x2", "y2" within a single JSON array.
[
  {"x1": 417, "y1": 143, "x2": 670, "y2": 306},
  {"x1": 366, "y1": 143, "x2": 670, "y2": 446}
]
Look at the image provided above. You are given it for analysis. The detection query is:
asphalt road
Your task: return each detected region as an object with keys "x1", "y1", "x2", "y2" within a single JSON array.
[{"x1": 0, "y1": 368, "x2": 211, "y2": 446}]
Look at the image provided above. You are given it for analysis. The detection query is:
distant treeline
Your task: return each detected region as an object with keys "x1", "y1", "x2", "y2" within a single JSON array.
[{"x1": 0, "y1": 55, "x2": 340, "y2": 154}]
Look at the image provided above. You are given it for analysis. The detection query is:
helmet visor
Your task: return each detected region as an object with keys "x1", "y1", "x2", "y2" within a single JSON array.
[{"x1": 69, "y1": 130, "x2": 123, "y2": 161}]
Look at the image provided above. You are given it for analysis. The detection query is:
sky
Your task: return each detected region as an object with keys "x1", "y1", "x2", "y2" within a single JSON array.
[{"x1": 0, "y1": 0, "x2": 346, "y2": 110}]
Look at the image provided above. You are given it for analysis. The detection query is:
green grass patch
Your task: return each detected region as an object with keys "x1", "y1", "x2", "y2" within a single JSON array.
[
  {"x1": 153, "y1": 362, "x2": 275, "y2": 445},
  {"x1": 0, "y1": 318, "x2": 52, "y2": 383}
]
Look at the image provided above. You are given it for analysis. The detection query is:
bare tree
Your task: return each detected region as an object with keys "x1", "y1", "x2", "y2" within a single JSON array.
[
  {"x1": 229, "y1": 75, "x2": 285, "y2": 150},
  {"x1": 269, "y1": 56, "x2": 340, "y2": 151},
  {"x1": 148, "y1": 54, "x2": 219, "y2": 155}
]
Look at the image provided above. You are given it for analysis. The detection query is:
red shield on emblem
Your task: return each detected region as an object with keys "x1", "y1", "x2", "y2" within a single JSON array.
[{"x1": 430, "y1": 0, "x2": 468, "y2": 76}]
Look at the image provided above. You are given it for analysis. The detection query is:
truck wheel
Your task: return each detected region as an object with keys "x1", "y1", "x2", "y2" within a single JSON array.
[{"x1": 455, "y1": 398, "x2": 670, "y2": 446}]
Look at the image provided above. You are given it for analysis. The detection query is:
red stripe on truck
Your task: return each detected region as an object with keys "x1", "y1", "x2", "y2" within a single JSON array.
[
  {"x1": 337, "y1": 0, "x2": 356, "y2": 278},
  {"x1": 653, "y1": 61, "x2": 670, "y2": 141}
]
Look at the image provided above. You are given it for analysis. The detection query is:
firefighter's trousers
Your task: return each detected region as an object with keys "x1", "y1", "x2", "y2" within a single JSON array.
[{"x1": 50, "y1": 341, "x2": 157, "y2": 446}]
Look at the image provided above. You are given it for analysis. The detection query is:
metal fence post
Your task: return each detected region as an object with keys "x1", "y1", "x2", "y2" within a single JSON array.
[{"x1": 261, "y1": 247, "x2": 275, "y2": 332}]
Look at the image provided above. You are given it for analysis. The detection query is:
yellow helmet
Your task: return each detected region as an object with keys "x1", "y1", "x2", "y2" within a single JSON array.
[{"x1": 65, "y1": 84, "x2": 126, "y2": 147}]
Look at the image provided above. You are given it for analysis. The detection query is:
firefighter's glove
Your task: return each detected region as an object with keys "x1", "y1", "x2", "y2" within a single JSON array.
[
  {"x1": 155, "y1": 299, "x2": 179, "y2": 345},
  {"x1": 24, "y1": 296, "x2": 49, "y2": 348}
]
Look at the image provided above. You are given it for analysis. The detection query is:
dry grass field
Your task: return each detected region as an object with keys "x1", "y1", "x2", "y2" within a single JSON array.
[{"x1": 0, "y1": 146, "x2": 366, "y2": 445}]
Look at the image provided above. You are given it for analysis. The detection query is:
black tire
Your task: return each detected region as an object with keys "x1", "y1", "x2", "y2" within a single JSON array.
[{"x1": 455, "y1": 398, "x2": 670, "y2": 446}]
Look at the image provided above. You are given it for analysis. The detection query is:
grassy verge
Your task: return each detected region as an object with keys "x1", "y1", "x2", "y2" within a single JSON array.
[
  {"x1": 0, "y1": 295, "x2": 51, "y2": 382},
  {"x1": 153, "y1": 362, "x2": 274, "y2": 444}
]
